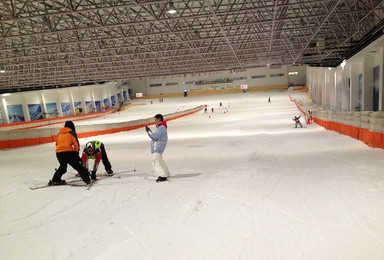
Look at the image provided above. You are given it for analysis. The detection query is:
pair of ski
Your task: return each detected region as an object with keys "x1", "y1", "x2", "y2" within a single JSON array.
[{"x1": 29, "y1": 169, "x2": 136, "y2": 190}]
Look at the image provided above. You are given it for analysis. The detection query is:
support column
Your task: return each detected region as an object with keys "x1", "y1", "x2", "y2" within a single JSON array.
[
  {"x1": 324, "y1": 69, "x2": 330, "y2": 109},
  {"x1": 327, "y1": 69, "x2": 337, "y2": 110},
  {"x1": 1, "y1": 97, "x2": 9, "y2": 124},
  {"x1": 318, "y1": 68, "x2": 325, "y2": 108},
  {"x1": 363, "y1": 56, "x2": 374, "y2": 111},
  {"x1": 91, "y1": 89, "x2": 96, "y2": 113},
  {"x1": 21, "y1": 94, "x2": 30, "y2": 122},
  {"x1": 350, "y1": 63, "x2": 361, "y2": 111},
  {"x1": 69, "y1": 89, "x2": 75, "y2": 116},
  {"x1": 379, "y1": 46, "x2": 384, "y2": 111},
  {"x1": 335, "y1": 69, "x2": 342, "y2": 110},
  {"x1": 56, "y1": 89, "x2": 64, "y2": 117},
  {"x1": 38, "y1": 92, "x2": 47, "y2": 118}
]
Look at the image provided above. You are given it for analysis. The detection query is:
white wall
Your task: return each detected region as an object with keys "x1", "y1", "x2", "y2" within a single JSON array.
[
  {"x1": 307, "y1": 35, "x2": 384, "y2": 112},
  {"x1": 0, "y1": 82, "x2": 129, "y2": 124},
  {"x1": 129, "y1": 65, "x2": 306, "y2": 97}
]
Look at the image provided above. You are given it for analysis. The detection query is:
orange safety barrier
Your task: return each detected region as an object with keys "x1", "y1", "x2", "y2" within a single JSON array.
[
  {"x1": 368, "y1": 131, "x2": 382, "y2": 148},
  {"x1": 0, "y1": 141, "x2": 8, "y2": 149},
  {"x1": 0, "y1": 106, "x2": 203, "y2": 150},
  {"x1": 312, "y1": 116, "x2": 384, "y2": 149}
]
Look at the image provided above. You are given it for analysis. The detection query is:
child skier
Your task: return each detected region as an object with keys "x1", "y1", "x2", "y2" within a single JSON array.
[{"x1": 81, "y1": 140, "x2": 113, "y2": 180}]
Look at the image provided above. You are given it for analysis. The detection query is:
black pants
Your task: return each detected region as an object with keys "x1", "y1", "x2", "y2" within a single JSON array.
[
  {"x1": 100, "y1": 144, "x2": 112, "y2": 171},
  {"x1": 53, "y1": 152, "x2": 90, "y2": 184}
]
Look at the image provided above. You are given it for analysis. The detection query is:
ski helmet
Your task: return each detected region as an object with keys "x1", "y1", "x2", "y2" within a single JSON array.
[{"x1": 86, "y1": 142, "x2": 95, "y2": 150}]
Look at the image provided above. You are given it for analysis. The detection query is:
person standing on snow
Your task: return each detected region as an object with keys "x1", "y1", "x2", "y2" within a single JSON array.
[
  {"x1": 293, "y1": 115, "x2": 303, "y2": 128},
  {"x1": 81, "y1": 140, "x2": 113, "y2": 180},
  {"x1": 49, "y1": 121, "x2": 90, "y2": 186},
  {"x1": 145, "y1": 114, "x2": 170, "y2": 183},
  {"x1": 307, "y1": 110, "x2": 313, "y2": 124}
]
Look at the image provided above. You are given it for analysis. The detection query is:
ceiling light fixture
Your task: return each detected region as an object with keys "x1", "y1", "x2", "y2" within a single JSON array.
[
  {"x1": 0, "y1": 69, "x2": 5, "y2": 73},
  {"x1": 167, "y1": 1, "x2": 177, "y2": 14},
  {"x1": 341, "y1": 59, "x2": 346, "y2": 69}
]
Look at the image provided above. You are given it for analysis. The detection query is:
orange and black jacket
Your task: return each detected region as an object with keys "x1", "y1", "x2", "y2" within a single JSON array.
[{"x1": 55, "y1": 127, "x2": 80, "y2": 153}]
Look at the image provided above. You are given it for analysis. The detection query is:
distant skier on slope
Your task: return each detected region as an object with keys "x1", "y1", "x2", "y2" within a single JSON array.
[
  {"x1": 81, "y1": 140, "x2": 113, "y2": 180},
  {"x1": 307, "y1": 110, "x2": 313, "y2": 124},
  {"x1": 293, "y1": 115, "x2": 303, "y2": 128}
]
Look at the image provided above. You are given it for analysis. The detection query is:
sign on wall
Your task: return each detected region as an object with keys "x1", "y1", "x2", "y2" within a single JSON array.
[
  {"x1": 95, "y1": 101, "x2": 101, "y2": 112},
  {"x1": 103, "y1": 98, "x2": 109, "y2": 110},
  {"x1": 28, "y1": 104, "x2": 43, "y2": 121},
  {"x1": 111, "y1": 96, "x2": 115, "y2": 107},
  {"x1": 46, "y1": 103, "x2": 58, "y2": 118},
  {"x1": 74, "y1": 102, "x2": 82, "y2": 115},
  {"x1": 61, "y1": 102, "x2": 71, "y2": 116},
  {"x1": 7, "y1": 104, "x2": 25, "y2": 123},
  {"x1": 85, "y1": 101, "x2": 93, "y2": 113}
]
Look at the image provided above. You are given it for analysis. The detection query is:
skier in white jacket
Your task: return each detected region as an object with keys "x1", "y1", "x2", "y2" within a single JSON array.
[{"x1": 145, "y1": 114, "x2": 170, "y2": 182}]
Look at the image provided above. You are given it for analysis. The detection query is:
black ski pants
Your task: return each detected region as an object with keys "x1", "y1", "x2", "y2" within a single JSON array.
[
  {"x1": 100, "y1": 144, "x2": 112, "y2": 171},
  {"x1": 53, "y1": 151, "x2": 90, "y2": 184}
]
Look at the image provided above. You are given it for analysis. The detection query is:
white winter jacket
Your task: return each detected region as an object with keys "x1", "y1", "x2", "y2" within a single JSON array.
[{"x1": 147, "y1": 122, "x2": 168, "y2": 154}]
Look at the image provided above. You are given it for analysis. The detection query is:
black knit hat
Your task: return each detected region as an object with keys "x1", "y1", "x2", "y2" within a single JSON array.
[
  {"x1": 154, "y1": 114, "x2": 163, "y2": 121},
  {"x1": 64, "y1": 121, "x2": 76, "y2": 132}
]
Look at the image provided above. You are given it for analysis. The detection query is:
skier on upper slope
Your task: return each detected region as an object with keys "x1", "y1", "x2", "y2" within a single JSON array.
[{"x1": 293, "y1": 115, "x2": 303, "y2": 128}]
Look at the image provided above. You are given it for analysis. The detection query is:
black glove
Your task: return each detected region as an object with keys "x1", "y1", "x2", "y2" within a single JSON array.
[{"x1": 145, "y1": 126, "x2": 150, "y2": 132}]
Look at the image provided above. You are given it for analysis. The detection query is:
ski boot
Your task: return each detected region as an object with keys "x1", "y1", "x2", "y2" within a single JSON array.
[
  {"x1": 156, "y1": 176, "x2": 168, "y2": 183},
  {"x1": 90, "y1": 171, "x2": 97, "y2": 180},
  {"x1": 48, "y1": 179, "x2": 67, "y2": 186}
]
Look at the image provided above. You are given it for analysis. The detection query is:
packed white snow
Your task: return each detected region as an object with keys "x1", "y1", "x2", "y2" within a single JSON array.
[{"x1": 1, "y1": 90, "x2": 384, "y2": 260}]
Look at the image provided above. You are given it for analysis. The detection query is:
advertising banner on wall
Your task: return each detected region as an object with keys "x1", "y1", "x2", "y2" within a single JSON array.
[
  {"x1": 7, "y1": 104, "x2": 25, "y2": 123},
  {"x1": 95, "y1": 101, "x2": 101, "y2": 112},
  {"x1": 74, "y1": 102, "x2": 82, "y2": 115},
  {"x1": 117, "y1": 93, "x2": 121, "y2": 102},
  {"x1": 46, "y1": 103, "x2": 58, "y2": 118},
  {"x1": 103, "y1": 98, "x2": 109, "y2": 110},
  {"x1": 61, "y1": 102, "x2": 71, "y2": 116},
  {"x1": 85, "y1": 101, "x2": 93, "y2": 113},
  {"x1": 111, "y1": 96, "x2": 115, "y2": 107},
  {"x1": 28, "y1": 104, "x2": 43, "y2": 121}
]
